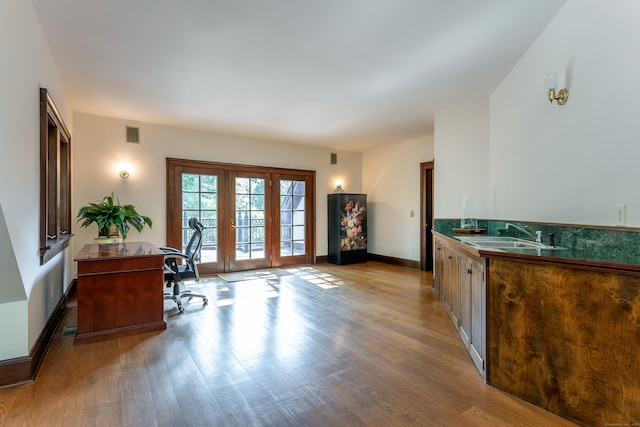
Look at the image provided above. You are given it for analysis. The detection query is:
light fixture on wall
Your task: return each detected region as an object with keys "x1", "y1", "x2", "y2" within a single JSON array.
[
  {"x1": 543, "y1": 72, "x2": 568, "y2": 105},
  {"x1": 333, "y1": 180, "x2": 346, "y2": 193},
  {"x1": 117, "y1": 162, "x2": 131, "y2": 178}
]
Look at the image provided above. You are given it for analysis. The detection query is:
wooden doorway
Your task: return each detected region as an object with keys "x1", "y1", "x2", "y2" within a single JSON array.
[
  {"x1": 166, "y1": 158, "x2": 315, "y2": 274},
  {"x1": 420, "y1": 161, "x2": 434, "y2": 271}
]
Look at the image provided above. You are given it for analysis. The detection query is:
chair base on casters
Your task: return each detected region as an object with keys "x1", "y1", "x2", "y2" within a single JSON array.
[{"x1": 164, "y1": 281, "x2": 208, "y2": 313}]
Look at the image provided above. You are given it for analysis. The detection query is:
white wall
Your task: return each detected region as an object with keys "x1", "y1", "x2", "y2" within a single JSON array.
[
  {"x1": 434, "y1": 98, "x2": 490, "y2": 219},
  {"x1": 72, "y1": 113, "x2": 363, "y2": 266},
  {"x1": 0, "y1": 0, "x2": 72, "y2": 359},
  {"x1": 363, "y1": 136, "x2": 434, "y2": 261},
  {"x1": 490, "y1": 0, "x2": 640, "y2": 226}
]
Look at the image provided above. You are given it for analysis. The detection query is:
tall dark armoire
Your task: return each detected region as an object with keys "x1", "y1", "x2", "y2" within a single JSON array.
[{"x1": 327, "y1": 193, "x2": 367, "y2": 265}]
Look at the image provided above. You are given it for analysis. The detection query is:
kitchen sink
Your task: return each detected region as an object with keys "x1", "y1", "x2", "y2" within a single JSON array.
[
  {"x1": 455, "y1": 235, "x2": 565, "y2": 250},
  {"x1": 470, "y1": 240, "x2": 543, "y2": 248}
]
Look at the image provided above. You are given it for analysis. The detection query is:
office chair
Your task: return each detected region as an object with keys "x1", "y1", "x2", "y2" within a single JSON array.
[{"x1": 160, "y1": 218, "x2": 209, "y2": 313}]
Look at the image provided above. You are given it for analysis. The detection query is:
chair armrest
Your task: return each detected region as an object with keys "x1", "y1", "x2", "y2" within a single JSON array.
[
  {"x1": 159, "y1": 247, "x2": 190, "y2": 261},
  {"x1": 164, "y1": 252, "x2": 189, "y2": 261},
  {"x1": 164, "y1": 265, "x2": 178, "y2": 274},
  {"x1": 159, "y1": 246, "x2": 182, "y2": 255}
]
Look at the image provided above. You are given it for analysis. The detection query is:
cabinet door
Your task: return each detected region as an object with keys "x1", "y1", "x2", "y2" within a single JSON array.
[
  {"x1": 444, "y1": 245, "x2": 459, "y2": 327},
  {"x1": 458, "y1": 257, "x2": 472, "y2": 349},
  {"x1": 434, "y1": 238, "x2": 444, "y2": 295},
  {"x1": 440, "y1": 245, "x2": 450, "y2": 307},
  {"x1": 469, "y1": 258, "x2": 486, "y2": 375}
]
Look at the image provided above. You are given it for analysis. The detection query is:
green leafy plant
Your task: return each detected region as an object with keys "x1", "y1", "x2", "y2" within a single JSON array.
[{"x1": 76, "y1": 193, "x2": 152, "y2": 241}]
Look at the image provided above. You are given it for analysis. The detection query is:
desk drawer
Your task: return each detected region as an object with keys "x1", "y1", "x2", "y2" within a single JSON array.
[{"x1": 77, "y1": 255, "x2": 164, "y2": 275}]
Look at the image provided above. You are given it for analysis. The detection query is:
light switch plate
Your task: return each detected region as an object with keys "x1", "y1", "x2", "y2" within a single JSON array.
[{"x1": 616, "y1": 204, "x2": 626, "y2": 226}]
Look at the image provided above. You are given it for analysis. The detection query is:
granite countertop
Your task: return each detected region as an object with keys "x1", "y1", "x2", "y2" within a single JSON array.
[{"x1": 434, "y1": 226, "x2": 640, "y2": 273}]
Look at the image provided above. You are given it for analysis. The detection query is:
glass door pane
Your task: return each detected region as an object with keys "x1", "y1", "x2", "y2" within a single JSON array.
[
  {"x1": 229, "y1": 173, "x2": 271, "y2": 271},
  {"x1": 280, "y1": 179, "x2": 305, "y2": 256},
  {"x1": 272, "y1": 174, "x2": 313, "y2": 267},
  {"x1": 182, "y1": 173, "x2": 218, "y2": 263}
]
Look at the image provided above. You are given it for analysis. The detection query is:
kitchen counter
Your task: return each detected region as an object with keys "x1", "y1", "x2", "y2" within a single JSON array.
[
  {"x1": 434, "y1": 221, "x2": 640, "y2": 274},
  {"x1": 433, "y1": 221, "x2": 640, "y2": 425}
]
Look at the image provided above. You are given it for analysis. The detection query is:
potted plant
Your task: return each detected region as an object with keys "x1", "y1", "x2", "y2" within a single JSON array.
[{"x1": 77, "y1": 193, "x2": 152, "y2": 243}]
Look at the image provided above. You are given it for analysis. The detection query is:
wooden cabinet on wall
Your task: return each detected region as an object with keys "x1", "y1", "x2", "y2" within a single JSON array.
[{"x1": 434, "y1": 234, "x2": 486, "y2": 379}]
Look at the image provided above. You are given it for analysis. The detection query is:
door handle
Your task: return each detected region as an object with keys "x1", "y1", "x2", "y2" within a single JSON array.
[{"x1": 231, "y1": 219, "x2": 236, "y2": 230}]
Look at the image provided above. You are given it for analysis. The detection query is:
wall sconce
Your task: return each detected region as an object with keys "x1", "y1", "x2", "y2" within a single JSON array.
[
  {"x1": 117, "y1": 163, "x2": 131, "y2": 178},
  {"x1": 333, "y1": 180, "x2": 346, "y2": 193},
  {"x1": 543, "y1": 72, "x2": 568, "y2": 105}
]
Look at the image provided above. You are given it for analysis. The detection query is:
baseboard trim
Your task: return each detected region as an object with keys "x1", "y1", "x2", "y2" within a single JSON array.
[
  {"x1": 0, "y1": 280, "x2": 75, "y2": 388},
  {"x1": 367, "y1": 253, "x2": 420, "y2": 269},
  {"x1": 318, "y1": 253, "x2": 419, "y2": 269},
  {"x1": 0, "y1": 356, "x2": 31, "y2": 388}
]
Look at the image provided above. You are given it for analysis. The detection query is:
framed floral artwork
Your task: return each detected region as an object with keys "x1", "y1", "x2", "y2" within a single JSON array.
[
  {"x1": 328, "y1": 193, "x2": 367, "y2": 265},
  {"x1": 339, "y1": 196, "x2": 367, "y2": 251}
]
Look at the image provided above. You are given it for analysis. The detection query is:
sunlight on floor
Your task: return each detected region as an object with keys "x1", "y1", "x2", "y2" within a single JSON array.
[
  {"x1": 286, "y1": 266, "x2": 344, "y2": 289},
  {"x1": 165, "y1": 266, "x2": 344, "y2": 313}
]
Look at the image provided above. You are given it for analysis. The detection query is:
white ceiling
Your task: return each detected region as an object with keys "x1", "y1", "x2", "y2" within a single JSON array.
[{"x1": 30, "y1": 0, "x2": 566, "y2": 151}]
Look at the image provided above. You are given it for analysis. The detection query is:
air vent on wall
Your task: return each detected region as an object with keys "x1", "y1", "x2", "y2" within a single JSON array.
[
  {"x1": 330, "y1": 152, "x2": 337, "y2": 165},
  {"x1": 126, "y1": 126, "x2": 140, "y2": 143}
]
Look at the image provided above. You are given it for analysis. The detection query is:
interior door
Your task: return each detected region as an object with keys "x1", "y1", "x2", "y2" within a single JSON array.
[
  {"x1": 227, "y1": 172, "x2": 272, "y2": 272},
  {"x1": 421, "y1": 161, "x2": 434, "y2": 271}
]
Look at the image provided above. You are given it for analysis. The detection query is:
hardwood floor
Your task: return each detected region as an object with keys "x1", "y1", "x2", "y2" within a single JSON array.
[{"x1": 0, "y1": 262, "x2": 577, "y2": 426}]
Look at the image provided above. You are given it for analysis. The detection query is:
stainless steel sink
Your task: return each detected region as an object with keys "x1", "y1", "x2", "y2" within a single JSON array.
[
  {"x1": 471, "y1": 241, "x2": 542, "y2": 249},
  {"x1": 455, "y1": 235, "x2": 564, "y2": 250}
]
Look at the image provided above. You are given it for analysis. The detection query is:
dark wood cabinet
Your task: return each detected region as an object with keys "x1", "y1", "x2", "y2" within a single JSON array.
[
  {"x1": 443, "y1": 244, "x2": 460, "y2": 327},
  {"x1": 327, "y1": 193, "x2": 367, "y2": 265},
  {"x1": 436, "y1": 230, "x2": 640, "y2": 423},
  {"x1": 488, "y1": 258, "x2": 640, "y2": 425},
  {"x1": 434, "y1": 235, "x2": 486, "y2": 379},
  {"x1": 74, "y1": 241, "x2": 166, "y2": 344},
  {"x1": 39, "y1": 88, "x2": 72, "y2": 264},
  {"x1": 458, "y1": 256, "x2": 471, "y2": 340},
  {"x1": 433, "y1": 238, "x2": 444, "y2": 293},
  {"x1": 463, "y1": 255, "x2": 486, "y2": 375}
]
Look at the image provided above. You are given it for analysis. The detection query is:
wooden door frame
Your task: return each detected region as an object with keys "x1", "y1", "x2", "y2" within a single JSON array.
[
  {"x1": 166, "y1": 158, "x2": 316, "y2": 273},
  {"x1": 166, "y1": 161, "x2": 229, "y2": 275},
  {"x1": 420, "y1": 161, "x2": 434, "y2": 271},
  {"x1": 227, "y1": 170, "x2": 273, "y2": 272},
  {"x1": 271, "y1": 172, "x2": 316, "y2": 268}
]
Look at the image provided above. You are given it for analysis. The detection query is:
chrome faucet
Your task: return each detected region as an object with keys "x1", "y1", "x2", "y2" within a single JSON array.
[{"x1": 505, "y1": 222, "x2": 542, "y2": 243}]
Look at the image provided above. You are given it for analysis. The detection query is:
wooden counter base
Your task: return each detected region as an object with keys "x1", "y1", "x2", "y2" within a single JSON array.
[
  {"x1": 75, "y1": 242, "x2": 166, "y2": 344},
  {"x1": 488, "y1": 258, "x2": 640, "y2": 426}
]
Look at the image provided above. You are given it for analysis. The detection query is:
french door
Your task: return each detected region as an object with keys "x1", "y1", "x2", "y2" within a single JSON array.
[
  {"x1": 166, "y1": 158, "x2": 315, "y2": 274},
  {"x1": 229, "y1": 171, "x2": 271, "y2": 271}
]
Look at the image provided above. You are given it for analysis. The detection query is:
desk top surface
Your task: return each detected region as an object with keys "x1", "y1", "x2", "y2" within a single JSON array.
[{"x1": 75, "y1": 241, "x2": 164, "y2": 261}]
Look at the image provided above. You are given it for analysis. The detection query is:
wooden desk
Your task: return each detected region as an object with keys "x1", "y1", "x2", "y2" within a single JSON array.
[{"x1": 74, "y1": 241, "x2": 166, "y2": 344}]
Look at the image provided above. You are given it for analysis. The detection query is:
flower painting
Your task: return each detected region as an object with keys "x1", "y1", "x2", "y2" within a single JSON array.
[{"x1": 339, "y1": 196, "x2": 367, "y2": 251}]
